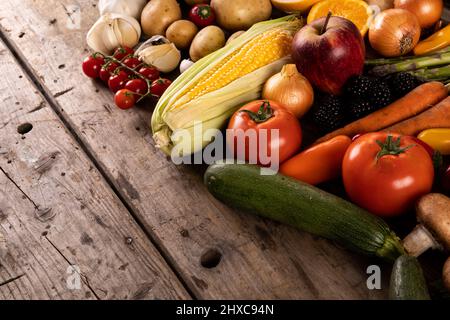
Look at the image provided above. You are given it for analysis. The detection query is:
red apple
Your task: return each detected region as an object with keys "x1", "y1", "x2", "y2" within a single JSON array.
[{"x1": 292, "y1": 15, "x2": 365, "y2": 95}]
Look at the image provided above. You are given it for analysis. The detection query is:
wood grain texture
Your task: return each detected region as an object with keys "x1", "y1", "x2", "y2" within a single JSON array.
[
  {"x1": 0, "y1": 40, "x2": 189, "y2": 300},
  {"x1": 0, "y1": 0, "x2": 388, "y2": 299}
]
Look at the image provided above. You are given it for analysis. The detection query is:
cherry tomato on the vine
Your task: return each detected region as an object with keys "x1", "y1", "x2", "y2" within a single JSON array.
[
  {"x1": 99, "y1": 61, "x2": 119, "y2": 83},
  {"x1": 342, "y1": 132, "x2": 434, "y2": 217},
  {"x1": 125, "y1": 79, "x2": 149, "y2": 100},
  {"x1": 189, "y1": 4, "x2": 215, "y2": 28},
  {"x1": 138, "y1": 66, "x2": 160, "y2": 82},
  {"x1": 114, "y1": 89, "x2": 136, "y2": 110},
  {"x1": 123, "y1": 57, "x2": 142, "y2": 70},
  {"x1": 108, "y1": 70, "x2": 130, "y2": 93},
  {"x1": 151, "y1": 78, "x2": 172, "y2": 97},
  {"x1": 113, "y1": 46, "x2": 134, "y2": 61},
  {"x1": 82, "y1": 54, "x2": 105, "y2": 79}
]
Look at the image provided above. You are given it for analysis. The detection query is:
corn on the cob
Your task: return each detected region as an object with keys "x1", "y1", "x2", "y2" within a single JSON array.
[{"x1": 151, "y1": 15, "x2": 303, "y2": 156}]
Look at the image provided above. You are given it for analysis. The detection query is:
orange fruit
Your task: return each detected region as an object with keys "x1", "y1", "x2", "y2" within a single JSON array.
[
  {"x1": 307, "y1": 0, "x2": 374, "y2": 36},
  {"x1": 271, "y1": 0, "x2": 323, "y2": 12}
]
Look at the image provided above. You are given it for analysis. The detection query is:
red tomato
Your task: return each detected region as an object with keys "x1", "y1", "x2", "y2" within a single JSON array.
[
  {"x1": 410, "y1": 136, "x2": 435, "y2": 159},
  {"x1": 123, "y1": 57, "x2": 142, "y2": 70},
  {"x1": 124, "y1": 79, "x2": 149, "y2": 99},
  {"x1": 227, "y1": 100, "x2": 302, "y2": 166},
  {"x1": 189, "y1": 4, "x2": 215, "y2": 28},
  {"x1": 342, "y1": 132, "x2": 434, "y2": 217},
  {"x1": 151, "y1": 78, "x2": 172, "y2": 97},
  {"x1": 352, "y1": 133, "x2": 365, "y2": 141},
  {"x1": 82, "y1": 54, "x2": 105, "y2": 78},
  {"x1": 113, "y1": 46, "x2": 134, "y2": 61},
  {"x1": 138, "y1": 66, "x2": 160, "y2": 81},
  {"x1": 114, "y1": 89, "x2": 136, "y2": 110},
  {"x1": 108, "y1": 70, "x2": 130, "y2": 93},
  {"x1": 99, "y1": 61, "x2": 119, "y2": 83}
]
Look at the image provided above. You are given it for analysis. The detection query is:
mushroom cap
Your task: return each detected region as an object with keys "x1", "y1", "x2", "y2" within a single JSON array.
[
  {"x1": 416, "y1": 193, "x2": 450, "y2": 250},
  {"x1": 444, "y1": 257, "x2": 450, "y2": 292}
]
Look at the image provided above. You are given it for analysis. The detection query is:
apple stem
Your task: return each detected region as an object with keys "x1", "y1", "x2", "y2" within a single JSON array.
[{"x1": 320, "y1": 11, "x2": 332, "y2": 35}]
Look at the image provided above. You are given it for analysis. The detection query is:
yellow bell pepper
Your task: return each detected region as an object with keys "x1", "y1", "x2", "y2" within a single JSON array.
[
  {"x1": 417, "y1": 129, "x2": 450, "y2": 155},
  {"x1": 414, "y1": 25, "x2": 450, "y2": 56}
]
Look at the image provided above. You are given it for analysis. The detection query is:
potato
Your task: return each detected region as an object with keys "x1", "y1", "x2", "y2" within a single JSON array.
[
  {"x1": 141, "y1": 0, "x2": 182, "y2": 37},
  {"x1": 190, "y1": 26, "x2": 225, "y2": 62},
  {"x1": 226, "y1": 31, "x2": 245, "y2": 45},
  {"x1": 166, "y1": 20, "x2": 198, "y2": 50},
  {"x1": 211, "y1": 0, "x2": 272, "y2": 31}
]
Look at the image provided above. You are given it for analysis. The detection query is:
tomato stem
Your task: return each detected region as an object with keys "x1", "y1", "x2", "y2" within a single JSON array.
[
  {"x1": 97, "y1": 51, "x2": 158, "y2": 102},
  {"x1": 239, "y1": 100, "x2": 274, "y2": 123},
  {"x1": 198, "y1": 6, "x2": 212, "y2": 19},
  {"x1": 376, "y1": 135, "x2": 415, "y2": 159}
]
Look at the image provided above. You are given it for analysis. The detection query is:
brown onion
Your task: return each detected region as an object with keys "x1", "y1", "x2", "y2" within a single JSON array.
[
  {"x1": 262, "y1": 64, "x2": 314, "y2": 119},
  {"x1": 369, "y1": 9, "x2": 421, "y2": 57},
  {"x1": 394, "y1": 0, "x2": 443, "y2": 29},
  {"x1": 366, "y1": 0, "x2": 394, "y2": 11}
]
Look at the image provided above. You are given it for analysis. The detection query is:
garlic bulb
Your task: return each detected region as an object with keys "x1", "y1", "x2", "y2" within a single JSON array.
[
  {"x1": 135, "y1": 36, "x2": 181, "y2": 73},
  {"x1": 99, "y1": 0, "x2": 147, "y2": 20},
  {"x1": 86, "y1": 13, "x2": 141, "y2": 55},
  {"x1": 180, "y1": 59, "x2": 195, "y2": 73}
]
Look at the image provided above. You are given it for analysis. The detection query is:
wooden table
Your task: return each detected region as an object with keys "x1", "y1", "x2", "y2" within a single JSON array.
[{"x1": 0, "y1": 0, "x2": 392, "y2": 300}]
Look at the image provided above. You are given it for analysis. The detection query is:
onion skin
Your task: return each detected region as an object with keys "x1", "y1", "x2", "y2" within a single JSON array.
[
  {"x1": 365, "y1": 0, "x2": 394, "y2": 11},
  {"x1": 369, "y1": 9, "x2": 421, "y2": 57},
  {"x1": 394, "y1": 0, "x2": 443, "y2": 29},
  {"x1": 262, "y1": 64, "x2": 314, "y2": 119}
]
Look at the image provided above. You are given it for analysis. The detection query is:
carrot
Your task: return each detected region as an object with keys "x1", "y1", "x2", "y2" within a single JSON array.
[
  {"x1": 280, "y1": 135, "x2": 352, "y2": 185},
  {"x1": 383, "y1": 96, "x2": 450, "y2": 136},
  {"x1": 314, "y1": 81, "x2": 448, "y2": 144}
]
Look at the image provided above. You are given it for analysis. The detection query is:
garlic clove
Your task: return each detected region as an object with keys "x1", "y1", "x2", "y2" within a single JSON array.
[
  {"x1": 136, "y1": 36, "x2": 181, "y2": 73},
  {"x1": 103, "y1": 17, "x2": 121, "y2": 53},
  {"x1": 86, "y1": 17, "x2": 110, "y2": 54},
  {"x1": 152, "y1": 45, "x2": 181, "y2": 73},
  {"x1": 180, "y1": 59, "x2": 195, "y2": 73},
  {"x1": 135, "y1": 35, "x2": 170, "y2": 53},
  {"x1": 119, "y1": 14, "x2": 141, "y2": 44}
]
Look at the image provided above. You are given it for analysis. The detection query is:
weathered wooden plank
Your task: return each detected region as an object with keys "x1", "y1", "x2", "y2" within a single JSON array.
[
  {"x1": 0, "y1": 0, "x2": 388, "y2": 298},
  {"x1": 0, "y1": 40, "x2": 189, "y2": 299}
]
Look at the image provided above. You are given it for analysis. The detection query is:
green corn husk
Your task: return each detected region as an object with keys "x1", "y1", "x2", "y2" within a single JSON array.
[{"x1": 151, "y1": 15, "x2": 303, "y2": 156}]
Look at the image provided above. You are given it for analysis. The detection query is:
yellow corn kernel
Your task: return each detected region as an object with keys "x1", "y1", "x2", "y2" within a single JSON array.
[{"x1": 172, "y1": 29, "x2": 293, "y2": 109}]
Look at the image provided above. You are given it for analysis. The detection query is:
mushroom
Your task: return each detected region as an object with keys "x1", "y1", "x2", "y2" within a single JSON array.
[
  {"x1": 403, "y1": 193, "x2": 450, "y2": 257},
  {"x1": 444, "y1": 258, "x2": 450, "y2": 291}
]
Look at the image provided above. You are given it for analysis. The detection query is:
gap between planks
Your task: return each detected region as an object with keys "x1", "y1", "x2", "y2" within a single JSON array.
[{"x1": 0, "y1": 27, "x2": 196, "y2": 300}]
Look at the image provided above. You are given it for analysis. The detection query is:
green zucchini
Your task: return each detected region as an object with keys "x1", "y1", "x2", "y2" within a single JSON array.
[
  {"x1": 389, "y1": 255, "x2": 431, "y2": 300},
  {"x1": 204, "y1": 162, "x2": 404, "y2": 261}
]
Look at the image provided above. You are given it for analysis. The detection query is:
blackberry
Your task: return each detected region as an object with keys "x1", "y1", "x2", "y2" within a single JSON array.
[
  {"x1": 348, "y1": 99, "x2": 376, "y2": 120},
  {"x1": 387, "y1": 72, "x2": 422, "y2": 98},
  {"x1": 344, "y1": 75, "x2": 374, "y2": 100},
  {"x1": 312, "y1": 94, "x2": 346, "y2": 132},
  {"x1": 369, "y1": 79, "x2": 393, "y2": 108}
]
